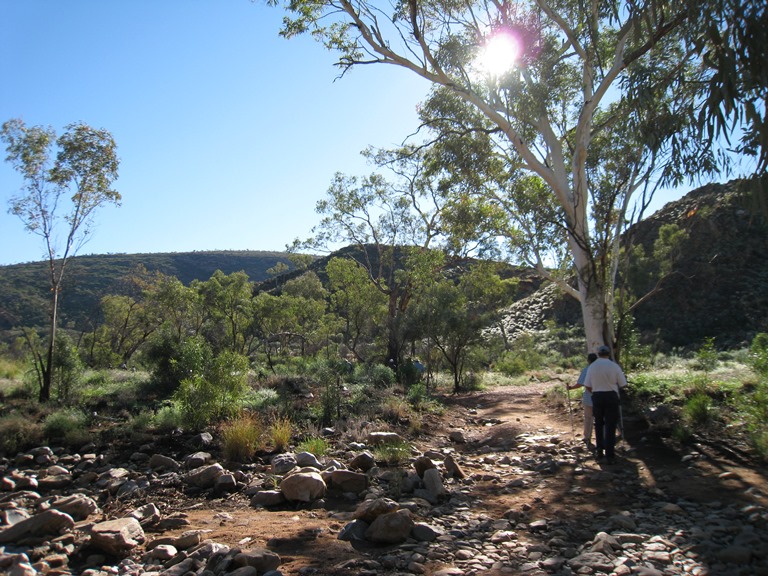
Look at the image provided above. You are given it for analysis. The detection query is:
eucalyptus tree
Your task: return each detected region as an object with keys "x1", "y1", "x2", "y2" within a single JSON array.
[
  {"x1": 268, "y1": 0, "x2": 733, "y2": 354},
  {"x1": 197, "y1": 270, "x2": 255, "y2": 355},
  {"x1": 291, "y1": 147, "x2": 463, "y2": 369},
  {"x1": 409, "y1": 261, "x2": 513, "y2": 392},
  {"x1": 326, "y1": 256, "x2": 388, "y2": 361},
  {"x1": 1, "y1": 119, "x2": 120, "y2": 401}
]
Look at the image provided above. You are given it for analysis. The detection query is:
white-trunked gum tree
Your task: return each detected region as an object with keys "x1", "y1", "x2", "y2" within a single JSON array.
[
  {"x1": 1, "y1": 119, "x2": 120, "y2": 402},
  {"x1": 266, "y1": 0, "x2": 756, "y2": 355}
]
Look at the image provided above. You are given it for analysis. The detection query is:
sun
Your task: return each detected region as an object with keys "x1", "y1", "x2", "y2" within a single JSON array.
[{"x1": 477, "y1": 32, "x2": 522, "y2": 78}]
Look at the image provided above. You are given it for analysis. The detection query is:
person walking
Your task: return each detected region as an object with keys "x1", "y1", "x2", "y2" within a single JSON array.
[
  {"x1": 583, "y1": 345, "x2": 627, "y2": 464},
  {"x1": 569, "y1": 352, "x2": 598, "y2": 450}
]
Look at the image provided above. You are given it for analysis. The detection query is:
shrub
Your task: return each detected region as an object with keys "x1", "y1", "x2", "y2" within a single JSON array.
[
  {"x1": 373, "y1": 439, "x2": 413, "y2": 466},
  {"x1": 269, "y1": 416, "x2": 293, "y2": 451},
  {"x1": 749, "y1": 333, "x2": 768, "y2": 376},
  {"x1": 0, "y1": 357, "x2": 24, "y2": 380},
  {"x1": 52, "y1": 333, "x2": 84, "y2": 403},
  {"x1": 354, "y1": 363, "x2": 396, "y2": 388},
  {"x1": 381, "y1": 394, "x2": 413, "y2": 423},
  {"x1": 406, "y1": 382, "x2": 429, "y2": 408},
  {"x1": 744, "y1": 380, "x2": 768, "y2": 460},
  {"x1": 297, "y1": 436, "x2": 330, "y2": 456},
  {"x1": 146, "y1": 334, "x2": 212, "y2": 396},
  {"x1": 694, "y1": 337, "x2": 718, "y2": 372},
  {"x1": 43, "y1": 408, "x2": 90, "y2": 448},
  {"x1": 683, "y1": 393, "x2": 713, "y2": 427},
  {"x1": 152, "y1": 402, "x2": 185, "y2": 433},
  {"x1": 172, "y1": 350, "x2": 250, "y2": 431},
  {"x1": 221, "y1": 414, "x2": 263, "y2": 462},
  {"x1": 0, "y1": 414, "x2": 43, "y2": 455},
  {"x1": 243, "y1": 387, "x2": 280, "y2": 411}
]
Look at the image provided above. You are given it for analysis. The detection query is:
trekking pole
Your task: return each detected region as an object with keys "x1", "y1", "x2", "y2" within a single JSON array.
[
  {"x1": 565, "y1": 385, "x2": 575, "y2": 436},
  {"x1": 616, "y1": 387, "x2": 626, "y2": 447}
]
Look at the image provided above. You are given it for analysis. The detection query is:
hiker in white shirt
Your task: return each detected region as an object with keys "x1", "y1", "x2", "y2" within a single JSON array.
[{"x1": 583, "y1": 345, "x2": 627, "y2": 464}]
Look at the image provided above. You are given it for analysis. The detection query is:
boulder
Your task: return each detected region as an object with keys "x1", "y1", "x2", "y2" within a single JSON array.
[
  {"x1": 365, "y1": 509, "x2": 414, "y2": 544},
  {"x1": 280, "y1": 472, "x2": 326, "y2": 502},
  {"x1": 0, "y1": 509, "x2": 74, "y2": 543},
  {"x1": 184, "y1": 463, "x2": 225, "y2": 489},
  {"x1": 353, "y1": 497, "x2": 399, "y2": 523},
  {"x1": 349, "y1": 451, "x2": 376, "y2": 471},
  {"x1": 89, "y1": 517, "x2": 145, "y2": 556},
  {"x1": 271, "y1": 453, "x2": 298, "y2": 475},
  {"x1": 233, "y1": 549, "x2": 281, "y2": 572},
  {"x1": 43, "y1": 493, "x2": 100, "y2": 521},
  {"x1": 329, "y1": 470, "x2": 368, "y2": 493}
]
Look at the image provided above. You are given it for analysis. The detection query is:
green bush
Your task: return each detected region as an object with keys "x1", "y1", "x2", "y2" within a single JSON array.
[
  {"x1": 152, "y1": 402, "x2": 185, "y2": 433},
  {"x1": 406, "y1": 382, "x2": 429, "y2": 408},
  {"x1": 0, "y1": 414, "x2": 43, "y2": 455},
  {"x1": 297, "y1": 436, "x2": 330, "y2": 456},
  {"x1": 694, "y1": 337, "x2": 719, "y2": 372},
  {"x1": 372, "y1": 439, "x2": 413, "y2": 466},
  {"x1": 147, "y1": 333, "x2": 212, "y2": 396},
  {"x1": 0, "y1": 357, "x2": 24, "y2": 380},
  {"x1": 749, "y1": 333, "x2": 768, "y2": 376},
  {"x1": 243, "y1": 387, "x2": 281, "y2": 411},
  {"x1": 683, "y1": 392, "x2": 713, "y2": 427},
  {"x1": 354, "y1": 363, "x2": 396, "y2": 388},
  {"x1": 43, "y1": 408, "x2": 90, "y2": 448},
  {"x1": 172, "y1": 350, "x2": 250, "y2": 430},
  {"x1": 52, "y1": 333, "x2": 84, "y2": 403}
]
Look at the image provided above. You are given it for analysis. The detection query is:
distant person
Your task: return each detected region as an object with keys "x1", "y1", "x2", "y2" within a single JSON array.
[
  {"x1": 584, "y1": 345, "x2": 627, "y2": 464},
  {"x1": 569, "y1": 352, "x2": 598, "y2": 450}
]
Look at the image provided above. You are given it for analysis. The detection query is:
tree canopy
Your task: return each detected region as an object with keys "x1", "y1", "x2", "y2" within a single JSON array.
[{"x1": 268, "y1": 0, "x2": 761, "y2": 354}]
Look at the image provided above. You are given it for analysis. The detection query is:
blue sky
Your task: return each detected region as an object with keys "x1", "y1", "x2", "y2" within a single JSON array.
[
  {"x1": 0, "y1": 1, "x2": 432, "y2": 265},
  {"x1": 0, "y1": 1, "x2": 718, "y2": 267}
]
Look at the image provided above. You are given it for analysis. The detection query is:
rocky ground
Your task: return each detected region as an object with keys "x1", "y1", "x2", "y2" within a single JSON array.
[{"x1": 1, "y1": 377, "x2": 767, "y2": 576}]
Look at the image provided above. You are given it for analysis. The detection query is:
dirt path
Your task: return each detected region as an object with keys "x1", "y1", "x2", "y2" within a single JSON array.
[{"x1": 146, "y1": 377, "x2": 768, "y2": 575}]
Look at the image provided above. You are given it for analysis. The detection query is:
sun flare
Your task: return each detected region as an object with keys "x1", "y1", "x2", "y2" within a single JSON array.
[{"x1": 477, "y1": 32, "x2": 522, "y2": 77}]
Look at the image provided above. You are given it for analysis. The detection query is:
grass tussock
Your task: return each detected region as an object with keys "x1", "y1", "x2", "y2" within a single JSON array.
[
  {"x1": 269, "y1": 416, "x2": 293, "y2": 452},
  {"x1": 221, "y1": 414, "x2": 263, "y2": 462},
  {"x1": 0, "y1": 413, "x2": 44, "y2": 455}
]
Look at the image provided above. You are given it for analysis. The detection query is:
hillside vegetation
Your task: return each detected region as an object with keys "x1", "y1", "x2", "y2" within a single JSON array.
[{"x1": 0, "y1": 250, "x2": 299, "y2": 332}]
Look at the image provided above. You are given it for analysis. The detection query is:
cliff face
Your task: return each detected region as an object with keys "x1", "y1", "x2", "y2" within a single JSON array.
[
  {"x1": 498, "y1": 178, "x2": 768, "y2": 349},
  {"x1": 629, "y1": 179, "x2": 768, "y2": 347}
]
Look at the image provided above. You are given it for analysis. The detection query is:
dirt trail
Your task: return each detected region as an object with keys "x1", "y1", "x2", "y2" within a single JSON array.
[{"x1": 144, "y1": 378, "x2": 768, "y2": 575}]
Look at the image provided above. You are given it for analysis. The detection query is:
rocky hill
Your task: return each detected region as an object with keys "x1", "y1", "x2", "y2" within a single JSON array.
[
  {"x1": 0, "y1": 251, "x2": 299, "y2": 333},
  {"x1": 497, "y1": 178, "x2": 768, "y2": 349}
]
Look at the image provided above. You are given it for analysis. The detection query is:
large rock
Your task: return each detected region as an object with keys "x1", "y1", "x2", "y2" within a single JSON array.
[
  {"x1": 365, "y1": 509, "x2": 414, "y2": 544},
  {"x1": 43, "y1": 493, "x2": 100, "y2": 521},
  {"x1": 271, "y1": 453, "x2": 298, "y2": 475},
  {"x1": 349, "y1": 451, "x2": 376, "y2": 471},
  {"x1": 329, "y1": 470, "x2": 368, "y2": 493},
  {"x1": 353, "y1": 498, "x2": 399, "y2": 523},
  {"x1": 233, "y1": 549, "x2": 282, "y2": 572},
  {"x1": 149, "y1": 453, "x2": 181, "y2": 471},
  {"x1": 89, "y1": 517, "x2": 145, "y2": 556},
  {"x1": 280, "y1": 472, "x2": 326, "y2": 502},
  {"x1": 0, "y1": 510, "x2": 74, "y2": 543},
  {"x1": 250, "y1": 490, "x2": 286, "y2": 508},
  {"x1": 184, "y1": 463, "x2": 225, "y2": 489},
  {"x1": 367, "y1": 431, "x2": 403, "y2": 445}
]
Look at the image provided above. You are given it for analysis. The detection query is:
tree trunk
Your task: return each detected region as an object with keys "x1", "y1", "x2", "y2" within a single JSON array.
[{"x1": 40, "y1": 286, "x2": 60, "y2": 402}]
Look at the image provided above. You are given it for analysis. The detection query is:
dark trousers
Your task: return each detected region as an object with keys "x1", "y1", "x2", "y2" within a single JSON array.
[{"x1": 592, "y1": 391, "x2": 620, "y2": 458}]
